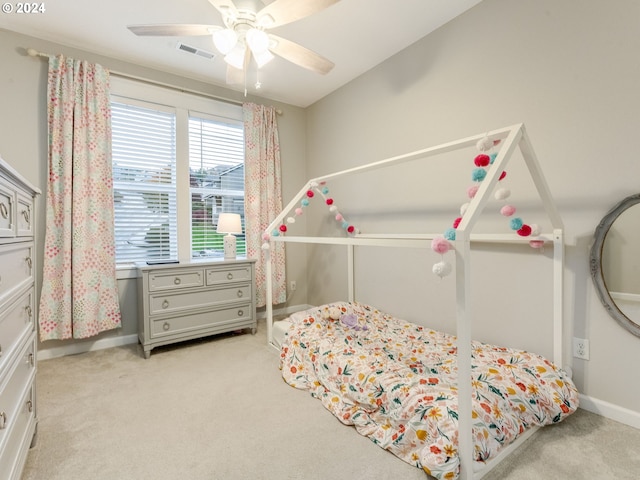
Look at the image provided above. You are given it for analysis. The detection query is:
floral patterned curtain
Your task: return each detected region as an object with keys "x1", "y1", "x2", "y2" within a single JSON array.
[
  {"x1": 243, "y1": 103, "x2": 286, "y2": 307},
  {"x1": 38, "y1": 55, "x2": 122, "y2": 340}
]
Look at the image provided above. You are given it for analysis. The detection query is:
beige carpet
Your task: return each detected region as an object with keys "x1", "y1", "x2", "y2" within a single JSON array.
[{"x1": 22, "y1": 322, "x2": 640, "y2": 480}]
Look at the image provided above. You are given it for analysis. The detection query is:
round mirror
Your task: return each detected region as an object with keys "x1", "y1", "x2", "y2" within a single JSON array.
[{"x1": 590, "y1": 193, "x2": 640, "y2": 337}]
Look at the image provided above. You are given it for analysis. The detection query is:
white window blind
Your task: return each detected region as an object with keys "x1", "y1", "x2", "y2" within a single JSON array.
[
  {"x1": 111, "y1": 101, "x2": 178, "y2": 263},
  {"x1": 189, "y1": 114, "x2": 245, "y2": 259}
]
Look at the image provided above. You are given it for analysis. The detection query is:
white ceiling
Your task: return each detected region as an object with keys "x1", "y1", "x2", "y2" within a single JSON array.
[{"x1": 1, "y1": 0, "x2": 482, "y2": 108}]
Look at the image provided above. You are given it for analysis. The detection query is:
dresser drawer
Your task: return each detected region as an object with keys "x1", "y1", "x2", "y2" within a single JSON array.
[
  {"x1": 0, "y1": 383, "x2": 35, "y2": 480},
  {"x1": 0, "y1": 290, "x2": 34, "y2": 376},
  {"x1": 15, "y1": 192, "x2": 34, "y2": 238},
  {"x1": 0, "y1": 333, "x2": 36, "y2": 422},
  {"x1": 148, "y1": 269, "x2": 204, "y2": 292},
  {"x1": 0, "y1": 244, "x2": 34, "y2": 306},
  {"x1": 151, "y1": 303, "x2": 253, "y2": 338},
  {"x1": 206, "y1": 264, "x2": 252, "y2": 285},
  {"x1": 0, "y1": 179, "x2": 14, "y2": 238},
  {"x1": 149, "y1": 283, "x2": 252, "y2": 316}
]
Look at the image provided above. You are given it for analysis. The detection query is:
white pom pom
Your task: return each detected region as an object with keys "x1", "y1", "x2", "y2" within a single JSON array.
[
  {"x1": 476, "y1": 137, "x2": 493, "y2": 152},
  {"x1": 287, "y1": 217, "x2": 295, "y2": 224},
  {"x1": 460, "y1": 203, "x2": 469, "y2": 216},
  {"x1": 530, "y1": 223, "x2": 540, "y2": 236},
  {"x1": 310, "y1": 181, "x2": 319, "y2": 188},
  {"x1": 261, "y1": 242, "x2": 270, "y2": 250},
  {"x1": 432, "y1": 261, "x2": 452, "y2": 278},
  {"x1": 329, "y1": 205, "x2": 338, "y2": 212},
  {"x1": 494, "y1": 188, "x2": 511, "y2": 200}
]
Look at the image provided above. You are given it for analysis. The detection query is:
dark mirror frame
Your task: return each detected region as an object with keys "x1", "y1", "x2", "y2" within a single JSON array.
[{"x1": 589, "y1": 193, "x2": 640, "y2": 337}]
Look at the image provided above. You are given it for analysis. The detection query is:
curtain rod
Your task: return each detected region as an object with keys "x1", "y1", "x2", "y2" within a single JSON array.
[{"x1": 25, "y1": 47, "x2": 282, "y2": 114}]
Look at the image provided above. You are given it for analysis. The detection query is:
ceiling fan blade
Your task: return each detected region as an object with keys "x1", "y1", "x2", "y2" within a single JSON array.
[
  {"x1": 207, "y1": 0, "x2": 238, "y2": 17},
  {"x1": 257, "y1": 0, "x2": 340, "y2": 28},
  {"x1": 127, "y1": 24, "x2": 216, "y2": 36},
  {"x1": 269, "y1": 34, "x2": 334, "y2": 75}
]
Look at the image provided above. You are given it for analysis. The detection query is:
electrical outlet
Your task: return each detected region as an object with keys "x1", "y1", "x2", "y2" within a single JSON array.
[
  {"x1": 573, "y1": 337, "x2": 590, "y2": 360},
  {"x1": 290, "y1": 280, "x2": 297, "y2": 291}
]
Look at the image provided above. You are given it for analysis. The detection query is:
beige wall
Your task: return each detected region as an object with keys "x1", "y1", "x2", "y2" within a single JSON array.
[
  {"x1": 0, "y1": 28, "x2": 308, "y2": 356},
  {"x1": 304, "y1": 0, "x2": 640, "y2": 419}
]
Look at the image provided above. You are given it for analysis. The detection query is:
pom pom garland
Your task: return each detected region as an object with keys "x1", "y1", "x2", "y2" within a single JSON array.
[
  {"x1": 500, "y1": 205, "x2": 516, "y2": 216},
  {"x1": 431, "y1": 237, "x2": 452, "y2": 254},
  {"x1": 453, "y1": 217, "x2": 462, "y2": 228},
  {"x1": 474, "y1": 154, "x2": 491, "y2": 167},
  {"x1": 494, "y1": 188, "x2": 511, "y2": 200},
  {"x1": 467, "y1": 185, "x2": 479, "y2": 199},
  {"x1": 432, "y1": 261, "x2": 452, "y2": 278},
  {"x1": 509, "y1": 217, "x2": 523, "y2": 230},
  {"x1": 279, "y1": 224, "x2": 288, "y2": 233},
  {"x1": 472, "y1": 168, "x2": 487, "y2": 182},
  {"x1": 476, "y1": 136, "x2": 493, "y2": 152},
  {"x1": 306, "y1": 190, "x2": 314, "y2": 198},
  {"x1": 517, "y1": 224, "x2": 532, "y2": 236}
]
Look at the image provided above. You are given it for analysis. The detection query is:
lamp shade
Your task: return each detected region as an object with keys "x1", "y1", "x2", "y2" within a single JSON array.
[{"x1": 217, "y1": 213, "x2": 242, "y2": 234}]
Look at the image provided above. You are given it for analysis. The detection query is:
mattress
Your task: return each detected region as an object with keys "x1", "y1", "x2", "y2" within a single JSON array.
[{"x1": 279, "y1": 301, "x2": 579, "y2": 480}]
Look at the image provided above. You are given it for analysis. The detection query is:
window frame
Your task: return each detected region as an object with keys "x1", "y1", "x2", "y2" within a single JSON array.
[{"x1": 110, "y1": 77, "x2": 244, "y2": 277}]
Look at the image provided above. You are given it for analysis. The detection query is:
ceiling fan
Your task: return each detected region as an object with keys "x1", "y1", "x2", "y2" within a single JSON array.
[{"x1": 128, "y1": 0, "x2": 339, "y2": 88}]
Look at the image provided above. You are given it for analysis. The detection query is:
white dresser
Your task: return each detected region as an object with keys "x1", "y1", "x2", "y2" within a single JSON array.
[
  {"x1": 137, "y1": 259, "x2": 257, "y2": 358},
  {"x1": 0, "y1": 156, "x2": 39, "y2": 480}
]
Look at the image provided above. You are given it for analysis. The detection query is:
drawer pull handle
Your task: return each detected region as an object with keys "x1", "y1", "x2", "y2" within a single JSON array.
[
  {"x1": 28, "y1": 353, "x2": 34, "y2": 366},
  {"x1": 174, "y1": 277, "x2": 181, "y2": 285},
  {"x1": 227, "y1": 272, "x2": 233, "y2": 280},
  {"x1": 0, "y1": 202, "x2": 7, "y2": 219},
  {"x1": 237, "y1": 290, "x2": 243, "y2": 298},
  {"x1": 25, "y1": 305, "x2": 32, "y2": 318},
  {"x1": 0, "y1": 344, "x2": 2, "y2": 357},
  {"x1": 163, "y1": 322, "x2": 170, "y2": 331},
  {"x1": 162, "y1": 300, "x2": 170, "y2": 309},
  {"x1": 0, "y1": 412, "x2": 6, "y2": 429},
  {"x1": 25, "y1": 256, "x2": 32, "y2": 269},
  {"x1": 22, "y1": 209, "x2": 30, "y2": 224},
  {"x1": 26, "y1": 400, "x2": 33, "y2": 413},
  {"x1": 237, "y1": 310, "x2": 244, "y2": 317}
]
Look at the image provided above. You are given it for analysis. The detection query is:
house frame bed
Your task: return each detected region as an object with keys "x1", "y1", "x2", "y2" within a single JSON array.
[{"x1": 263, "y1": 123, "x2": 565, "y2": 480}]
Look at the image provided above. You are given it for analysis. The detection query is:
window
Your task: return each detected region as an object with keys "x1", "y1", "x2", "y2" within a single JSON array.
[
  {"x1": 189, "y1": 115, "x2": 245, "y2": 258},
  {"x1": 110, "y1": 77, "x2": 244, "y2": 265}
]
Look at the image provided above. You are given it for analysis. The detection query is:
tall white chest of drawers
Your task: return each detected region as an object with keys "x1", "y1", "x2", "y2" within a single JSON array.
[
  {"x1": 137, "y1": 259, "x2": 257, "y2": 358},
  {"x1": 0, "y1": 157, "x2": 39, "y2": 480}
]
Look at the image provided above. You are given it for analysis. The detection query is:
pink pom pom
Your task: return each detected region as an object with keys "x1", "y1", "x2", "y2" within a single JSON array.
[
  {"x1": 517, "y1": 225, "x2": 532, "y2": 237},
  {"x1": 474, "y1": 154, "x2": 490, "y2": 167},
  {"x1": 279, "y1": 224, "x2": 287, "y2": 233},
  {"x1": 326, "y1": 198, "x2": 334, "y2": 205},
  {"x1": 261, "y1": 232, "x2": 270, "y2": 241},
  {"x1": 347, "y1": 225, "x2": 355, "y2": 234},
  {"x1": 529, "y1": 240, "x2": 545, "y2": 249},
  {"x1": 500, "y1": 205, "x2": 516, "y2": 216},
  {"x1": 467, "y1": 185, "x2": 479, "y2": 198},
  {"x1": 335, "y1": 213, "x2": 343, "y2": 221},
  {"x1": 499, "y1": 171, "x2": 507, "y2": 181},
  {"x1": 453, "y1": 217, "x2": 462, "y2": 228},
  {"x1": 306, "y1": 190, "x2": 314, "y2": 198},
  {"x1": 295, "y1": 208, "x2": 303, "y2": 216},
  {"x1": 431, "y1": 237, "x2": 451, "y2": 255}
]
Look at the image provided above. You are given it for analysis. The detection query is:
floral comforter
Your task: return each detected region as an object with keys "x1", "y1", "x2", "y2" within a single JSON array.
[{"x1": 280, "y1": 302, "x2": 578, "y2": 480}]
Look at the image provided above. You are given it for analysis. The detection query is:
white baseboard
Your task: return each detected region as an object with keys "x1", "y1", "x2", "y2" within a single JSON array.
[
  {"x1": 37, "y1": 334, "x2": 139, "y2": 361},
  {"x1": 578, "y1": 394, "x2": 640, "y2": 430}
]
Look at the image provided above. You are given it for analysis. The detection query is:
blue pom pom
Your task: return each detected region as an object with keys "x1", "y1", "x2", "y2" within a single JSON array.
[
  {"x1": 510, "y1": 217, "x2": 523, "y2": 230},
  {"x1": 341, "y1": 221, "x2": 349, "y2": 229},
  {"x1": 489, "y1": 152, "x2": 498, "y2": 164},
  {"x1": 322, "y1": 187, "x2": 329, "y2": 195},
  {"x1": 301, "y1": 199, "x2": 310, "y2": 207},
  {"x1": 272, "y1": 229, "x2": 280, "y2": 237},
  {"x1": 472, "y1": 168, "x2": 487, "y2": 182},
  {"x1": 444, "y1": 228, "x2": 456, "y2": 241}
]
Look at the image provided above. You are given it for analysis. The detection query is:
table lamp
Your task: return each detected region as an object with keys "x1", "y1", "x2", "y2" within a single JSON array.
[{"x1": 216, "y1": 213, "x2": 243, "y2": 259}]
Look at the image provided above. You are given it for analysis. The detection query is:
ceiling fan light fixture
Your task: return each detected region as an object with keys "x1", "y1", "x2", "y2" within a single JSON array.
[
  {"x1": 224, "y1": 43, "x2": 246, "y2": 69},
  {"x1": 246, "y1": 28, "x2": 270, "y2": 53},
  {"x1": 253, "y1": 49, "x2": 274, "y2": 68},
  {"x1": 212, "y1": 28, "x2": 238, "y2": 55}
]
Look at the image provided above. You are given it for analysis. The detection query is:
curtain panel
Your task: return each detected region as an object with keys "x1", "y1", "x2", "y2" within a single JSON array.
[
  {"x1": 38, "y1": 55, "x2": 122, "y2": 340},
  {"x1": 243, "y1": 103, "x2": 286, "y2": 307}
]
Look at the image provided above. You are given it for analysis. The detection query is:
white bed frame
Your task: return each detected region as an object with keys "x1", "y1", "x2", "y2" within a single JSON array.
[{"x1": 263, "y1": 123, "x2": 565, "y2": 480}]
